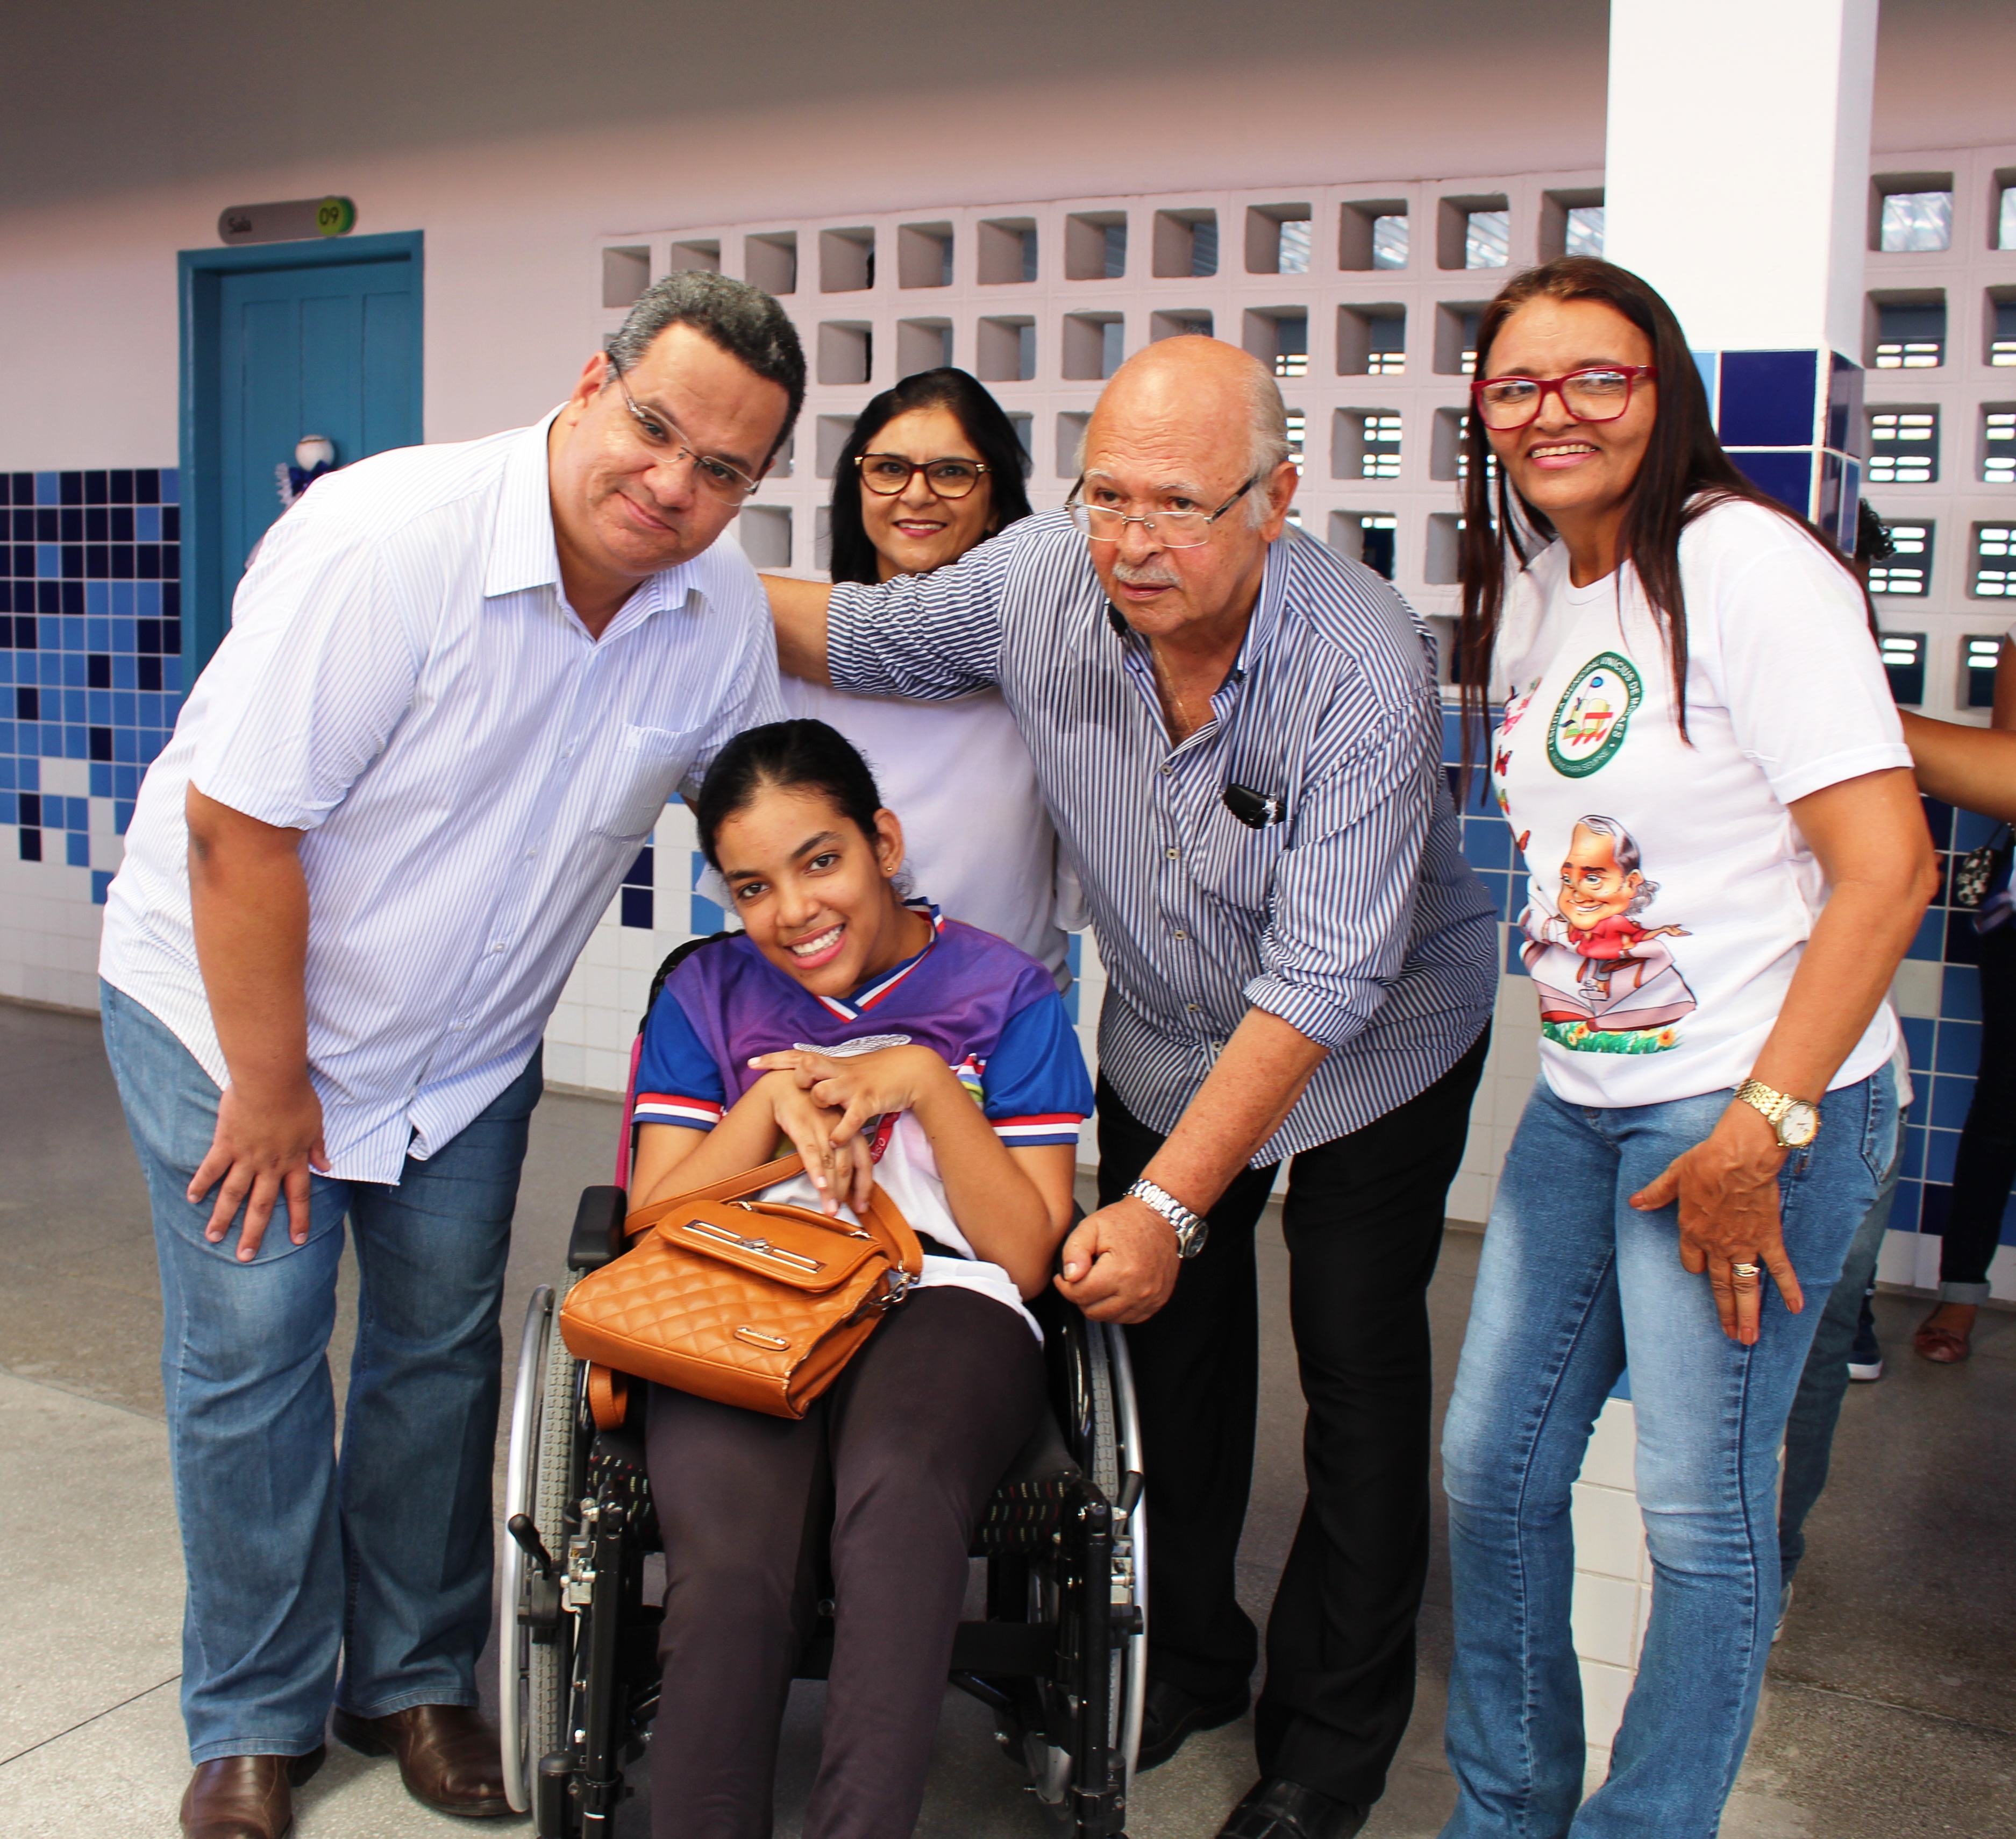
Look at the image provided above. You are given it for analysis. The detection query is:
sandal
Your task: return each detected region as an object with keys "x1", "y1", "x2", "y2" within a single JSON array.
[{"x1": 1914, "y1": 1321, "x2": 1972, "y2": 1364}]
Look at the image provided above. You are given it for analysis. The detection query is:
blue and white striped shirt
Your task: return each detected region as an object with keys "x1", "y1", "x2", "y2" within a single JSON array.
[
  {"x1": 101, "y1": 415, "x2": 783, "y2": 1182},
  {"x1": 827, "y1": 512, "x2": 1498, "y2": 1162}
]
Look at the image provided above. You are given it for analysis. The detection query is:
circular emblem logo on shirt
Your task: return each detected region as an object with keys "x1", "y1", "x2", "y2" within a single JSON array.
[{"x1": 1546, "y1": 653, "x2": 1643, "y2": 779}]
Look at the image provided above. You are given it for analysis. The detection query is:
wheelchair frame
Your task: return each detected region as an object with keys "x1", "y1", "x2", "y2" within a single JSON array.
[{"x1": 498, "y1": 950, "x2": 1146, "y2": 1838}]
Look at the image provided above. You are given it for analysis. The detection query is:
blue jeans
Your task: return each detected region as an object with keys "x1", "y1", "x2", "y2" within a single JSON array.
[
  {"x1": 101, "y1": 983, "x2": 540, "y2": 1763},
  {"x1": 1778, "y1": 1140, "x2": 1899, "y2": 1582},
  {"x1": 1440, "y1": 1071, "x2": 1896, "y2": 1838}
]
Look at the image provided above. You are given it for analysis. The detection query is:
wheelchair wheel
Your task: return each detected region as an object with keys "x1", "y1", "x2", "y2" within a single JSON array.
[{"x1": 500, "y1": 1277, "x2": 585, "y2": 1814}]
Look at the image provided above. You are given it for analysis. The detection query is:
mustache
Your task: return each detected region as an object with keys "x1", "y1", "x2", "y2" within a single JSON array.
[{"x1": 1110, "y1": 558, "x2": 1180, "y2": 589}]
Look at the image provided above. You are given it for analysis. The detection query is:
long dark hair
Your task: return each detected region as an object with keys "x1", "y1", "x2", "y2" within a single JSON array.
[
  {"x1": 1457, "y1": 257, "x2": 1860, "y2": 759},
  {"x1": 827, "y1": 368, "x2": 1034, "y2": 586},
  {"x1": 694, "y1": 719, "x2": 886, "y2": 870}
]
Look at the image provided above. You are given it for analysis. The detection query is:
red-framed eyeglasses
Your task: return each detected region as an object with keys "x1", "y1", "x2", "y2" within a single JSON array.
[{"x1": 1469, "y1": 365, "x2": 1657, "y2": 431}]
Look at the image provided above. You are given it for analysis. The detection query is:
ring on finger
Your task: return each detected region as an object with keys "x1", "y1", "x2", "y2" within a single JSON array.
[{"x1": 1730, "y1": 1261, "x2": 1762, "y2": 1280}]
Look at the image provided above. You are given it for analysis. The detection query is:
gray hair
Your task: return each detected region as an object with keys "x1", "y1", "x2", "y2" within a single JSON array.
[
  {"x1": 1577, "y1": 813, "x2": 1659, "y2": 913},
  {"x1": 607, "y1": 271, "x2": 806, "y2": 459},
  {"x1": 1073, "y1": 339, "x2": 1293, "y2": 527}
]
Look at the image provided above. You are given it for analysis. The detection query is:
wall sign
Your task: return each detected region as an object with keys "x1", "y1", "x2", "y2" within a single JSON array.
[{"x1": 217, "y1": 197, "x2": 357, "y2": 246}]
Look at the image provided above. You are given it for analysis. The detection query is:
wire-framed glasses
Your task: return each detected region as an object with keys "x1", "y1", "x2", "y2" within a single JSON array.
[
  {"x1": 1469, "y1": 365, "x2": 1657, "y2": 431},
  {"x1": 856, "y1": 453, "x2": 989, "y2": 500},
  {"x1": 604, "y1": 353, "x2": 763, "y2": 501},
  {"x1": 1064, "y1": 475, "x2": 1258, "y2": 548}
]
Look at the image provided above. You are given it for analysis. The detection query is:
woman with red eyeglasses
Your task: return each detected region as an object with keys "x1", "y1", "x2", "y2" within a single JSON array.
[{"x1": 1436, "y1": 258, "x2": 1935, "y2": 1837}]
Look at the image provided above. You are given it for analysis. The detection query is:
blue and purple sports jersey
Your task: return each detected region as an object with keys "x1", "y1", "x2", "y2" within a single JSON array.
[{"x1": 635, "y1": 903, "x2": 1093, "y2": 1149}]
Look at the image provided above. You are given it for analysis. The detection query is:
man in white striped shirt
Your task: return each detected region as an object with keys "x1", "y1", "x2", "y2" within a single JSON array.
[
  {"x1": 99, "y1": 274, "x2": 795, "y2": 1838},
  {"x1": 768, "y1": 338, "x2": 1500, "y2": 1839}
]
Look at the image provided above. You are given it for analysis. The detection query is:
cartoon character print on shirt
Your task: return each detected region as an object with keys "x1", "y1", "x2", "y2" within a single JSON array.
[{"x1": 1519, "y1": 815, "x2": 1696, "y2": 1054}]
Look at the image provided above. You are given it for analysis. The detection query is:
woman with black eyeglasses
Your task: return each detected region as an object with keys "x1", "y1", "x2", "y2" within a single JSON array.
[
  {"x1": 1436, "y1": 258, "x2": 1935, "y2": 1838},
  {"x1": 781, "y1": 368, "x2": 1080, "y2": 988}
]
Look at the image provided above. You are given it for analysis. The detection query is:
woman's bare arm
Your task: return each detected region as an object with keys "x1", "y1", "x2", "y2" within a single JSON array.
[
  {"x1": 760, "y1": 574, "x2": 835, "y2": 685},
  {"x1": 1900, "y1": 709, "x2": 2016, "y2": 823}
]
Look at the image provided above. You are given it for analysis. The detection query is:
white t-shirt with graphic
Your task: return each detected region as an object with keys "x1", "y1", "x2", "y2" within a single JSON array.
[{"x1": 1490, "y1": 498, "x2": 1912, "y2": 1109}]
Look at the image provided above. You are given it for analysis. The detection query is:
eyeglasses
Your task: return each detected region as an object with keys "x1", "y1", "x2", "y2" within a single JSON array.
[
  {"x1": 1064, "y1": 475, "x2": 1258, "y2": 549},
  {"x1": 1469, "y1": 365, "x2": 1658, "y2": 431},
  {"x1": 856, "y1": 453, "x2": 989, "y2": 500},
  {"x1": 604, "y1": 353, "x2": 763, "y2": 501}
]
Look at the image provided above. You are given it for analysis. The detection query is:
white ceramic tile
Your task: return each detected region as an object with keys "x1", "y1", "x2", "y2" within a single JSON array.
[
  {"x1": 1570, "y1": 1480, "x2": 1648, "y2": 1582},
  {"x1": 39, "y1": 757, "x2": 90, "y2": 797},
  {"x1": 1578, "y1": 1656, "x2": 1633, "y2": 1750},
  {"x1": 1570, "y1": 1569, "x2": 1640, "y2": 1668},
  {"x1": 1578, "y1": 1397, "x2": 1637, "y2": 1491},
  {"x1": 1889, "y1": 958, "x2": 1941, "y2": 1019}
]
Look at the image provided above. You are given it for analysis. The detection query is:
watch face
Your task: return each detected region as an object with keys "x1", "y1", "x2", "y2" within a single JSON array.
[{"x1": 1780, "y1": 1102, "x2": 1820, "y2": 1148}]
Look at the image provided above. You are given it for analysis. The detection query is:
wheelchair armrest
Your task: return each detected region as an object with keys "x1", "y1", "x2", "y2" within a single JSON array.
[{"x1": 567, "y1": 1185, "x2": 629, "y2": 1272}]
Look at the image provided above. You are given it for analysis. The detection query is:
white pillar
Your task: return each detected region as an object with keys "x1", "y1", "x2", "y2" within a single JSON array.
[
  {"x1": 1562, "y1": 0, "x2": 1883, "y2": 1785},
  {"x1": 1605, "y1": 0, "x2": 1877, "y2": 356}
]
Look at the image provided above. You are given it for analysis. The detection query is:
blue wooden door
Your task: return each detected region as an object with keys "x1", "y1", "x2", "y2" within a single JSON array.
[{"x1": 217, "y1": 258, "x2": 420, "y2": 580}]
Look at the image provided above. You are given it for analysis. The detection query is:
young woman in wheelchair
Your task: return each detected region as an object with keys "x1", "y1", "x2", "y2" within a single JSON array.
[{"x1": 626, "y1": 716, "x2": 1094, "y2": 1839}]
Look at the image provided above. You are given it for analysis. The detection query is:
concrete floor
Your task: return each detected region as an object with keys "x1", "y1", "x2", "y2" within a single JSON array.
[{"x1": 1, "y1": 998, "x2": 2011, "y2": 1838}]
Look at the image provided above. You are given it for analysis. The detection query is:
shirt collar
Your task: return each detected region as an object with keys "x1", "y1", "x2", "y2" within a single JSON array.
[
  {"x1": 812, "y1": 901, "x2": 945, "y2": 1021},
  {"x1": 483, "y1": 408, "x2": 701, "y2": 635},
  {"x1": 1101, "y1": 529, "x2": 1295, "y2": 722}
]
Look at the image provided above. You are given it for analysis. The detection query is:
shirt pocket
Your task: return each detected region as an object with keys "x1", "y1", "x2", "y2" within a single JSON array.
[
  {"x1": 589, "y1": 722, "x2": 692, "y2": 840},
  {"x1": 1188, "y1": 808, "x2": 1288, "y2": 917}
]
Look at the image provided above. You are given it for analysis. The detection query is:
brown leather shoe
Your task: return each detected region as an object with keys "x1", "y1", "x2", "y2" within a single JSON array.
[
  {"x1": 331, "y1": 1703, "x2": 509, "y2": 1816},
  {"x1": 180, "y1": 1749, "x2": 325, "y2": 1839}
]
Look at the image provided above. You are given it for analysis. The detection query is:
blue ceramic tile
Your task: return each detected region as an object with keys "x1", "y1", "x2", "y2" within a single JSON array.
[
  {"x1": 690, "y1": 893, "x2": 725, "y2": 934},
  {"x1": 1918, "y1": 1181, "x2": 1951, "y2": 1237},
  {"x1": 35, "y1": 473, "x2": 57, "y2": 506},
  {"x1": 1890, "y1": 1178, "x2": 1922, "y2": 1232},
  {"x1": 18, "y1": 757, "x2": 36, "y2": 791},
  {"x1": 1901, "y1": 1014, "x2": 1935, "y2": 1069},
  {"x1": 1503, "y1": 925, "x2": 1528, "y2": 976},
  {"x1": 1943, "y1": 910, "x2": 1982, "y2": 966},
  {"x1": 1900, "y1": 1123, "x2": 1927, "y2": 1178},
  {"x1": 36, "y1": 545, "x2": 59, "y2": 579},
  {"x1": 619, "y1": 886, "x2": 653, "y2": 929},
  {"x1": 1826, "y1": 351, "x2": 1862, "y2": 453},
  {"x1": 64, "y1": 830, "x2": 89, "y2": 867},
  {"x1": 89, "y1": 763, "x2": 110, "y2": 798},
  {"x1": 1920, "y1": 795, "x2": 1954, "y2": 850},
  {"x1": 1692, "y1": 350, "x2": 1719, "y2": 418},
  {"x1": 1718, "y1": 349, "x2": 1818, "y2": 447},
  {"x1": 1929, "y1": 1075, "x2": 1975, "y2": 1130},
  {"x1": 1953, "y1": 806, "x2": 2000, "y2": 851},
  {"x1": 1924, "y1": 1127, "x2": 1959, "y2": 1184},
  {"x1": 65, "y1": 796, "x2": 86, "y2": 831},
  {"x1": 1904, "y1": 909, "x2": 1945, "y2": 961},
  {"x1": 1726, "y1": 449, "x2": 1813, "y2": 515},
  {"x1": 90, "y1": 869, "x2": 112, "y2": 906}
]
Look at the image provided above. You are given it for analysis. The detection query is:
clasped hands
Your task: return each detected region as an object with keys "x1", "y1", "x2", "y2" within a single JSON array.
[
  {"x1": 1630, "y1": 1099, "x2": 1804, "y2": 1346},
  {"x1": 746, "y1": 1045, "x2": 944, "y2": 1216},
  {"x1": 751, "y1": 1046, "x2": 1183, "y2": 1323}
]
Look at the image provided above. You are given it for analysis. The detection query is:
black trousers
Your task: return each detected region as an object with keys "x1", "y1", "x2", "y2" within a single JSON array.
[
  {"x1": 644, "y1": 1287, "x2": 1044, "y2": 1839},
  {"x1": 1944, "y1": 919, "x2": 2016, "y2": 1291},
  {"x1": 1098, "y1": 1026, "x2": 1487, "y2": 1807}
]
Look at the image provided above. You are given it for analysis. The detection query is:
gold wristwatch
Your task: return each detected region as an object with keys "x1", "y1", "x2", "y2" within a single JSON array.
[{"x1": 1733, "y1": 1078, "x2": 1821, "y2": 1149}]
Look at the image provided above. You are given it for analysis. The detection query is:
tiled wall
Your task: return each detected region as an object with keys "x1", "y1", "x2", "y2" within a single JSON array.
[{"x1": 0, "y1": 468, "x2": 183, "y2": 1010}]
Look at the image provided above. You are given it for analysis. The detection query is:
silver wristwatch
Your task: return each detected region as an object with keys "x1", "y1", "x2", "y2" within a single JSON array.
[{"x1": 1127, "y1": 1178, "x2": 1209, "y2": 1259}]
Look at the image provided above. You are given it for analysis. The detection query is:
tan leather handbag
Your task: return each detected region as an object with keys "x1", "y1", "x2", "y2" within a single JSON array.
[{"x1": 558, "y1": 1152, "x2": 925, "y2": 1421}]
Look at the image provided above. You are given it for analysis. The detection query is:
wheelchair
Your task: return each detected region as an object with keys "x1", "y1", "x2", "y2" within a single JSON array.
[{"x1": 498, "y1": 946, "x2": 1147, "y2": 1839}]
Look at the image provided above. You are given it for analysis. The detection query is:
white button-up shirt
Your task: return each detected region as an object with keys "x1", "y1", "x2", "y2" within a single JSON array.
[{"x1": 101, "y1": 414, "x2": 784, "y2": 1181}]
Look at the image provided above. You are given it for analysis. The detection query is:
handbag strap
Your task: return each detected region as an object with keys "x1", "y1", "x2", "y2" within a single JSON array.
[{"x1": 624, "y1": 1151, "x2": 924, "y2": 1281}]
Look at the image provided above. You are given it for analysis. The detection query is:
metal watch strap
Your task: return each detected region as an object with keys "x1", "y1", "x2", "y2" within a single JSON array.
[
  {"x1": 1734, "y1": 1077, "x2": 1819, "y2": 1147},
  {"x1": 1127, "y1": 1178, "x2": 1209, "y2": 1259}
]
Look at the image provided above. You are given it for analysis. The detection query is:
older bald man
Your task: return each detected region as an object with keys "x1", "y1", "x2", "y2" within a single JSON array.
[{"x1": 766, "y1": 338, "x2": 1497, "y2": 1839}]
